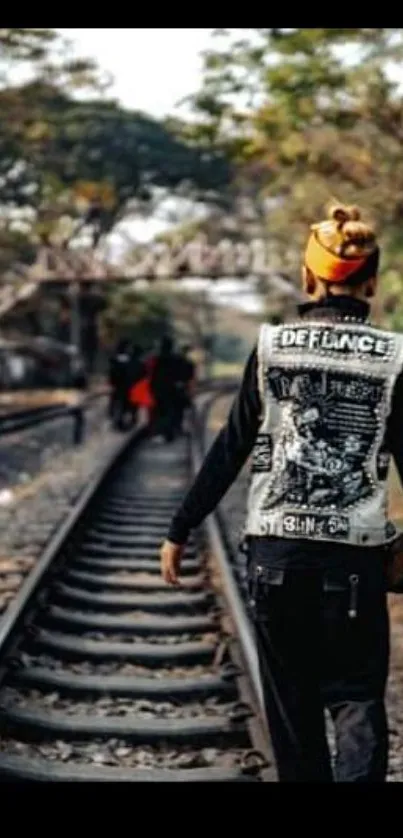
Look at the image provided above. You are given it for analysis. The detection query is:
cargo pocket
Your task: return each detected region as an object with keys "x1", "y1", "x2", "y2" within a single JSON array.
[
  {"x1": 247, "y1": 562, "x2": 285, "y2": 622},
  {"x1": 322, "y1": 570, "x2": 360, "y2": 621}
]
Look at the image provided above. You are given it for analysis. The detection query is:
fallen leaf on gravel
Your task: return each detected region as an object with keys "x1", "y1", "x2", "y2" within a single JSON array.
[
  {"x1": 0, "y1": 575, "x2": 23, "y2": 591},
  {"x1": 201, "y1": 748, "x2": 218, "y2": 764},
  {"x1": 39, "y1": 745, "x2": 57, "y2": 757},
  {"x1": 176, "y1": 753, "x2": 207, "y2": 768},
  {"x1": 0, "y1": 490, "x2": 14, "y2": 506},
  {"x1": 57, "y1": 742, "x2": 73, "y2": 761},
  {"x1": 43, "y1": 692, "x2": 60, "y2": 706},
  {"x1": 217, "y1": 751, "x2": 238, "y2": 769},
  {"x1": 134, "y1": 749, "x2": 153, "y2": 766},
  {"x1": 92, "y1": 752, "x2": 108, "y2": 764},
  {"x1": 0, "y1": 593, "x2": 15, "y2": 609},
  {"x1": 115, "y1": 747, "x2": 132, "y2": 758},
  {"x1": 0, "y1": 560, "x2": 24, "y2": 574}
]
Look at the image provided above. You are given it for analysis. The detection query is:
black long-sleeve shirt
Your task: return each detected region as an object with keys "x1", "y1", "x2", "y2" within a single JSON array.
[{"x1": 167, "y1": 295, "x2": 403, "y2": 566}]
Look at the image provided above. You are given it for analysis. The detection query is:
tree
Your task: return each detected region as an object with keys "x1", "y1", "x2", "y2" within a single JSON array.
[
  {"x1": 37, "y1": 97, "x2": 232, "y2": 245},
  {"x1": 186, "y1": 29, "x2": 403, "y2": 322},
  {"x1": 0, "y1": 28, "x2": 104, "y2": 269},
  {"x1": 0, "y1": 29, "x2": 232, "y2": 264},
  {"x1": 0, "y1": 29, "x2": 102, "y2": 205},
  {"x1": 99, "y1": 286, "x2": 172, "y2": 349}
]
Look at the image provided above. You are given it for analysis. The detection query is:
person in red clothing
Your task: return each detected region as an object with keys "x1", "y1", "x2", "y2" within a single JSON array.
[{"x1": 129, "y1": 352, "x2": 157, "y2": 422}]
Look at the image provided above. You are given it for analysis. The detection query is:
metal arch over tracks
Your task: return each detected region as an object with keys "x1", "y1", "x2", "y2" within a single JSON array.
[{"x1": 0, "y1": 238, "x2": 302, "y2": 321}]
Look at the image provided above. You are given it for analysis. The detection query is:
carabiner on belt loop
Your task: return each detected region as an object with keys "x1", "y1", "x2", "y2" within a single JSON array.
[{"x1": 348, "y1": 574, "x2": 359, "y2": 619}]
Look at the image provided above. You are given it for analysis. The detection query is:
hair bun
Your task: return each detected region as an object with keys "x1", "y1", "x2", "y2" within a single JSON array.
[
  {"x1": 343, "y1": 221, "x2": 375, "y2": 243},
  {"x1": 311, "y1": 200, "x2": 378, "y2": 262},
  {"x1": 328, "y1": 201, "x2": 361, "y2": 227}
]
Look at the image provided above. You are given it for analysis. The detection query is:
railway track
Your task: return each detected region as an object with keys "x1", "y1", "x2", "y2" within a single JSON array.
[
  {"x1": 0, "y1": 404, "x2": 78, "y2": 436},
  {"x1": 0, "y1": 389, "x2": 107, "y2": 438},
  {"x1": 0, "y1": 404, "x2": 273, "y2": 782}
]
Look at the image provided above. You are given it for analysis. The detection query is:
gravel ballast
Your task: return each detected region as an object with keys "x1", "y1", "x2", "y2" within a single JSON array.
[
  {"x1": 0, "y1": 397, "x2": 124, "y2": 615},
  {"x1": 0, "y1": 686, "x2": 232, "y2": 719},
  {"x1": 0, "y1": 737, "x2": 246, "y2": 770}
]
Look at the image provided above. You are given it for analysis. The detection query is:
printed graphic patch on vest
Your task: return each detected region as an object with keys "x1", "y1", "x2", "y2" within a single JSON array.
[
  {"x1": 282, "y1": 512, "x2": 350, "y2": 539},
  {"x1": 273, "y1": 325, "x2": 394, "y2": 360},
  {"x1": 259, "y1": 367, "x2": 387, "y2": 511},
  {"x1": 376, "y1": 447, "x2": 390, "y2": 481},
  {"x1": 251, "y1": 434, "x2": 273, "y2": 472}
]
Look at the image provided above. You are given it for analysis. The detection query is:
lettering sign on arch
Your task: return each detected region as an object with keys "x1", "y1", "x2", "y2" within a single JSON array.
[
  {"x1": 9, "y1": 240, "x2": 300, "y2": 300},
  {"x1": 18, "y1": 239, "x2": 273, "y2": 283},
  {"x1": 125, "y1": 237, "x2": 276, "y2": 279}
]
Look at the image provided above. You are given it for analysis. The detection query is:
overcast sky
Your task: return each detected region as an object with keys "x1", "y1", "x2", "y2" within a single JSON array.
[
  {"x1": 57, "y1": 28, "x2": 219, "y2": 118},
  {"x1": 57, "y1": 28, "x2": 403, "y2": 117}
]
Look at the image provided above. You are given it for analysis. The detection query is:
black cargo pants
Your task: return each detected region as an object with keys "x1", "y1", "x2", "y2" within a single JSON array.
[{"x1": 247, "y1": 541, "x2": 390, "y2": 782}]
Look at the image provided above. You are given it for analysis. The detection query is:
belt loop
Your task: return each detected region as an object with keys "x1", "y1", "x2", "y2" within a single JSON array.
[{"x1": 348, "y1": 574, "x2": 359, "y2": 619}]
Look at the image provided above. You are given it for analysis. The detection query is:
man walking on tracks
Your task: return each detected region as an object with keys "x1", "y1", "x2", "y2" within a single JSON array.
[
  {"x1": 150, "y1": 336, "x2": 186, "y2": 441},
  {"x1": 176, "y1": 344, "x2": 196, "y2": 432},
  {"x1": 160, "y1": 201, "x2": 403, "y2": 782},
  {"x1": 108, "y1": 339, "x2": 139, "y2": 430}
]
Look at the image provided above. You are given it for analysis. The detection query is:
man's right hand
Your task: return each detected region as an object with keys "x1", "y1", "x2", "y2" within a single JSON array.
[{"x1": 160, "y1": 539, "x2": 185, "y2": 585}]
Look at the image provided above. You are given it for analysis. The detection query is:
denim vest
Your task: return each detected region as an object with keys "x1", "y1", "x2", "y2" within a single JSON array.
[{"x1": 245, "y1": 316, "x2": 403, "y2": 546}]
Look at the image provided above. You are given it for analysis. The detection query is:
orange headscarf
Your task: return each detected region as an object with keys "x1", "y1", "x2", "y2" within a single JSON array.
[{"x1": 304, "y1": 231, "x2": 367, "y2": 283}]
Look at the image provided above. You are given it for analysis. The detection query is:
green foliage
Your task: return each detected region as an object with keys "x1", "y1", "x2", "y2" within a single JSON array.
[
  {"x1": 0, "y1": 28, "x2": 231, "y2": 269},
  {"x1": 213, "y1": 333, "x2": 248, "y2": 362},
  {"x1": 185, "y1": 28, "x2": 403, "y2": 323},
  {"x1": 40, "y1": 98, "x2": 231, "y2": 242},
  {"x1": 0, "y1": 227, "x2": 36, "y2": 272},
  {"x1": 0, "y1": 29, "x2": 56, "y2": 62},
  {"x1": 100, "y1": 287, "x2": 172, "y2": 348},
  {"x1": 0, "y1": 29, "x2": 99, "y2": 262}
]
